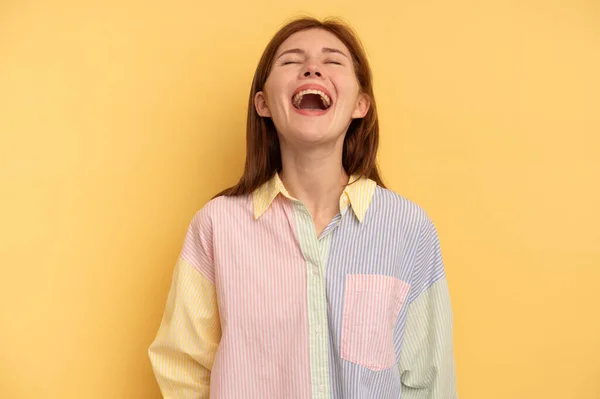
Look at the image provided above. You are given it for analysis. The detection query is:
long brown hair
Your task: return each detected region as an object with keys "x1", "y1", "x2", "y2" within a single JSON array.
[{"x1": 215, "y1": 16, "x2": 385, "y2": 197}]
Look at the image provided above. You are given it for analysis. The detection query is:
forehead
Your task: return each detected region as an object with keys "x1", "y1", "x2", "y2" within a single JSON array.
[{"x1": 276, "y1": 28, "x2": 351, "y2": 56}]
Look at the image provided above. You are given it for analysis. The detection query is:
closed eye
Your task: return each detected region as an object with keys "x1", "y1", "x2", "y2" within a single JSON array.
[
  {"x1": 282, "y1": 61, "x2": 299, "y2": 65},
  {"x1": 326, "y1": 60, "x2": 342, "y2": 65}
]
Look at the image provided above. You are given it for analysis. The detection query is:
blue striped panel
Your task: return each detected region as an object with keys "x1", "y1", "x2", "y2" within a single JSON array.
[{"x1": 325, "y1": 186, "x2": 448, "y2": 398}]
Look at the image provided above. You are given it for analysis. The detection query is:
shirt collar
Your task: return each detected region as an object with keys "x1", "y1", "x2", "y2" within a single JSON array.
[{"x1": 252, "y1": 172, "x2": 377, "y2": 222}]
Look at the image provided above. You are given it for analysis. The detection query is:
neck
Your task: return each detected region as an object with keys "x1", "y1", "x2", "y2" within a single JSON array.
[{"x1": 279, "y1": 140, "x2": 349, "y2": 221}]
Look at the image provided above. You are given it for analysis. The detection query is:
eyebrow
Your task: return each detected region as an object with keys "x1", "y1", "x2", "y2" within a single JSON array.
[
  {"x1": 322, "y1": 47, "x2": 349, "y2": 58},
  {"x1": 276, "y1": 47, "x2": 349, "y2": 60}
]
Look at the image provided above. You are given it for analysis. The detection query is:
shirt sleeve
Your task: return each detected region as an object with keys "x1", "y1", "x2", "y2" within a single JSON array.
[
  {"x1": 398, "y1": 214, "x2": 458, "y2": 399},
  {"x1": 148, "y1": 210, "x2": 221, "y2": 398}
]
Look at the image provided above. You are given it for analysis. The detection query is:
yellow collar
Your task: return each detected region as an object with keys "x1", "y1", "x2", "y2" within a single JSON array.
[{"x1": 252, "y1": 173, "x2": 377, "y2": 222}]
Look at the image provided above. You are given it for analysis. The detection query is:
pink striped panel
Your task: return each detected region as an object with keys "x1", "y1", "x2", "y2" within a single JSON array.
[
  {"x1": 341, "y1": 274, "x2": 410, "y2": 371},
  {"x1": 202, "y1": 195, "x2": 311, "y2": 399}
]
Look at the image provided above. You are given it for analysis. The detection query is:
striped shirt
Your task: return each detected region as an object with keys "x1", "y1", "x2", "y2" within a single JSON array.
[{"x1": 149, "y1": 173, "x2": 457, "y2": 398}]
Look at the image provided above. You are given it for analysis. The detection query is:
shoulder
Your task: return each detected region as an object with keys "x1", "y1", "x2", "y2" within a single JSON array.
[
  {"x1": 193, "y1": 194, "x2": 252, "y2": 219},
  {"x1": 375, "y1": 187, "x2": 447, "y2": 296},
  {"x1": 188, "y1": 194, "x2": 253, "y2": 232},
  {"x1": 372, "y1": 185, "x2": 436, "y2": 234}
]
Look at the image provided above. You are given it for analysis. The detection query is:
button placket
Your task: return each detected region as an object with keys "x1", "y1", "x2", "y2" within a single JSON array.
[{"x1": 294, "y1": 201, "x2": 331, "y2": 399}]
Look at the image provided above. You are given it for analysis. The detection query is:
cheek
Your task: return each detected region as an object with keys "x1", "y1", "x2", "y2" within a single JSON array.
[
  {"x1": 333, "y1": 75, "x2": 360, "y2": 104},
  {"x1": 264, "y1": 81, "x2": 291, "y2": 112},
  {"x1": 265, "y1": 69, "x2": 293, "y2": 93},
  {"x1": 336, "y1": 88, "x2": 360, "y2": 112}
]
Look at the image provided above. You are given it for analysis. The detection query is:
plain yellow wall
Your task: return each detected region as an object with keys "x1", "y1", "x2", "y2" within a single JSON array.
[{"x1": 1, "y1": 0, "x2": 599, "y2": 398}]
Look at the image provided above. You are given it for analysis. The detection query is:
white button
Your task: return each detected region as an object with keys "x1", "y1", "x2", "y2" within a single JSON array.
[
  {"x1": 312, "y1": 266, "x2": 320, "y2": 275},
  {"x1": 318, "y1": 385, "x2": 325, "y2": 393},
  {"x1": 315, "y1": 325, "x2": 321, "y2": 333}
]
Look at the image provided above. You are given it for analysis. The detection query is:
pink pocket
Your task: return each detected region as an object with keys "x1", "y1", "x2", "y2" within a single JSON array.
[{"x1": 341, "y1": 274, "x2": 410, "y2": 371}]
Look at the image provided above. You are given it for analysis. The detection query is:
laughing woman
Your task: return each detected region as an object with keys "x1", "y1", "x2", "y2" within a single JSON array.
[{"x1": 149, "y1": 17, "x2": 457, "y2": 399}]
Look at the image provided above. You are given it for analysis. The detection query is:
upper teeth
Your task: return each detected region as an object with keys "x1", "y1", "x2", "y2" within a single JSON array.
[{"x1": 292, "y1": 89, "x2": 331, "y2": 108}]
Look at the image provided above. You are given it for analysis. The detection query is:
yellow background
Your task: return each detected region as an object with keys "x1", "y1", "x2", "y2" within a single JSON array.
[{"x1": 1, "y1": 0, "x2": 599, "y2": 398}]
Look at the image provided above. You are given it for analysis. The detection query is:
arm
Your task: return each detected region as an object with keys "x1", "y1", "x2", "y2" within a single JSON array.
[
  {"x1": 398, "y1": 215, "x2": 457, "y2": 398},
  {"x1": 149, "y1": 211, "x2": 221, "y2": 398}
]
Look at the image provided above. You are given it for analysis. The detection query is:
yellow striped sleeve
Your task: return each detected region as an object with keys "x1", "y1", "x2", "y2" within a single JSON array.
[{"x1": 149, "y1": 257, "x2": 221, "y2": 398}]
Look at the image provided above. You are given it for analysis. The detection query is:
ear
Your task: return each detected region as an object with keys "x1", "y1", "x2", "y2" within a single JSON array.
[
  {"x1": 254, "y1": 91, "x2": 271, "y2": 117},
  {"x1": 351, "y1": 92, "x2": 370, "y2": 119}
]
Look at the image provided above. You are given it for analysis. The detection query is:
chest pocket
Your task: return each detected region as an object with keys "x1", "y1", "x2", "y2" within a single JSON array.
[{"x1": 340, "y1": 274, "x2": 410, "y2": 371}]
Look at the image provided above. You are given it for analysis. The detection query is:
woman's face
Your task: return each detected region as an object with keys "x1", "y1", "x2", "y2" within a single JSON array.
[{"x1": 255, "y1": 28, "x2": 369, "y2": 147}]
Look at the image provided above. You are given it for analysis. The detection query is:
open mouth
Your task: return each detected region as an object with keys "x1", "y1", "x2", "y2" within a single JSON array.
[{"x1": 292, "y1": 89, "x2": 332, "y2": 111}]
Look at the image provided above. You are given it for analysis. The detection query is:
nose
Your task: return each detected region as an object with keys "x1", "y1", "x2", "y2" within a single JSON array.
[
  {"x1": 302, "y1": 63, "x2": 322, "y2": 78},
  {"x1": 303, "y1": 70, "x2": 322, "y2": 77}
]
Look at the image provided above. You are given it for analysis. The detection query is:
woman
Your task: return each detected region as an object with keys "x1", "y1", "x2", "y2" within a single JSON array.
[{"x1": 149, "y1": 17, "x2": 457, "y2": 399}]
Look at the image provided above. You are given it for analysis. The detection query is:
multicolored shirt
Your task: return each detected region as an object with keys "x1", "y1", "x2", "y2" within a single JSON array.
[{"x1": 149, "y1": 173, "x2": 457, "y2": 398}]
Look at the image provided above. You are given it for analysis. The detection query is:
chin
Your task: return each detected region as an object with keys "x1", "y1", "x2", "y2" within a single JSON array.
[{"x1": 286, "y1": 126, "x2": 342, "y2": 147}]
